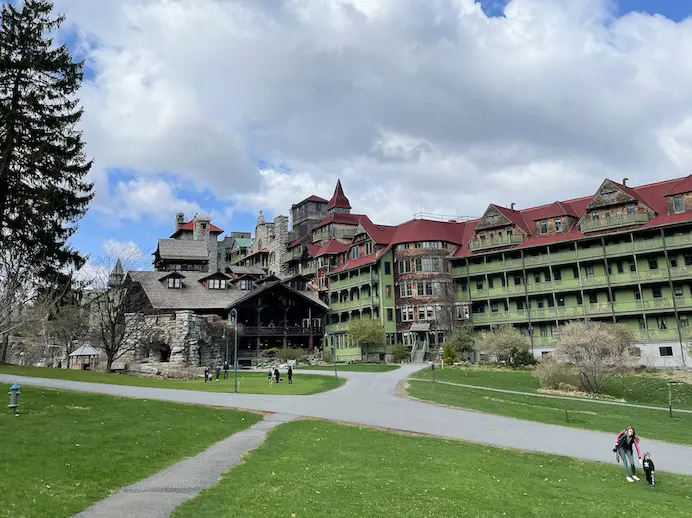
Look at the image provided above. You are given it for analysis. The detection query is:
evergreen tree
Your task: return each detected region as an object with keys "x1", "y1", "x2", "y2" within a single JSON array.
[{"x1": 0, "y1": 0, "x2": 93, "y2": 281}]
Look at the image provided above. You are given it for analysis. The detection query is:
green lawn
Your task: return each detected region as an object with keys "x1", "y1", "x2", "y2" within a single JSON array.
[
  {"x1": 299, "y1": 363, "x2": 400, "y2": 372},
  {"x1": 0, "y1": 365, "x2": 345, "y2": 395},
  {"x1": 0, "y1": 387, "x2": 261, "y2": 518},
  {"x1": 413, "y1": 366, "x2": 692, "y2": 409},
  {"x1": 408, "y1": 367, "x2": 692, "y2": 445},
  {"x1": 174, "y1": 420, "x2": 692, "y2": 518}
]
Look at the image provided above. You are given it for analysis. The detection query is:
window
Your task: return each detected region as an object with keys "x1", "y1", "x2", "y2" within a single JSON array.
[
  {"x1": 545, "y1": 271, "x2": 551, "y2": 282},
  {"x1": 516, "y1": 300, "x2": 525, "y2": 311},
  {"x1": 507, "y1": 229, "x2": 513, "y2": 237},
  {"x1": 685, "y1": 253, "x2": 692, "y2": 266},
  {"x1": 670, "y1": 258, "x2": 678, "y2": 269},
  {"x1": 455, "y1": 304, "x2": 469, "y2": 319},
  {"x1": 418, "y1": 306, "x2": 426, "y2": 320},
  {"x1": 365, "y1": 241, "x2": 373, "y2": 255},
  {"x1": 415, "y1": 258, "x2": 422, "y2": 271},
  {"x1": 514, "y1": 276, "x2": 522, "y2": 286},
  {"x1": 675, "y1": 287, "x2": 684, "y2": 297},
  {"x1": 208, "y1": 278, "x2": 226, "y2": 290},
  {"x1": 554, "y1": 269, "x2": 561, "y2": 281},
  {"x1": 680, "y1": 315, "x2": 689, "y2": 328},
  {"x1": 460, "y1": 281, "x2": 468, "y2": 292},
  {"x1": 628, "y1": 260, "x2": 636, "y2": 272},
  {"x1": 488, "y1": 277, "x2": 494, "y2": 289},
  {"x1": 400, "y1": 282, "x2": 413, "y2": 297},
  {"x1": 476, "y1": 279, "x2": 484, "y2": 290},
  {"x1": 585, "y1": 265, "x2": 594, "y2": 278},
  {"x1": 617, "y1": 262, "x2": 624, "y2": 274},
  {"x1": 539, "y1": 221, "x2": 548, "y2": 234},
  {"x1": 590, "y1": 211, "x2": 600, "y2": 221},
  {"x1": 402, "y1": 307, "x2": 414, "y2": 321},
  {"x1": 634, "y1": 288, "x2": 641, "y2": 301},
  {"x1": 648, "y1": 258, "x2": 658, "y2": 270},
  {"x1": 626, "y1": 204, "x2": 635, "y2": 215},
  {"x1": 557, "y1": 296, "x2": 565, "y2": 307},
  {"x1": 387, "y1": 308, "x2": 393, "y2": 322},
  {"x1": 397, "y1": 260, "x2": 412, "y2": 273},
  {"x1": 659, "y1": 346, "x2": 674, "y2": 357},
  {"x1": 491, "y1": 302, "x2": 499, "y2": 313},
  {"x1": 652, "y1": 286, "x2": 662, "y2": 299},
  {"x1": 386, "y1": 285, "x2": 392, "y2": 298},
  {"x1": 573, "y1": 266, "x2": 580, "y2": 279},
  {"x1": 537, "y1": 300, "x2": 544, "y2": 309},
  {"x1": 674, "y1": 195, "x2": 684, "y2": 213},
  {"x1": 657, "y1": 317, "x2": 667, "y2": 330},
  {"x1": 167, "y1": 277, "x2": 181, "y2": 289},
  {"x1": 351, "y1": 247, "x2": 360, "y2": 260},
  {"x1": 555, "y1": 219, "x2": 563, "y2": 233},
  {"x1": 638, "y1": 317, "x2": 646, "y2": 330},
  {"x1": 427, "y1": 306, "x2": 435, "y2": 320},
  {"x1": 602, "y1": 191, "x2": 614, "y2": 202},
  {"x1": 588, "y1": 292, "x2": 598, "y2": 304},
  {"x1": 384, "y1": 262, "x2": 391, "y2": 275},
  {"x1": 201, "y1": 223, "x2": 207, "y2": 230},
  {"x1": 533, "y1": 272, "x2": 541, "y2": 283}
]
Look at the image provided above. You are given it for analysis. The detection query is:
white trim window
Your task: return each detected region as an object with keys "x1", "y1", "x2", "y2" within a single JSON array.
[{"x1": 400, "y1": 282, "x2": 413, "y2": 297}]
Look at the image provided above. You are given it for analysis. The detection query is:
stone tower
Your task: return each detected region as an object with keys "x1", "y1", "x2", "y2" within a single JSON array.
[{"x1": 327, "y1": 179, "x2": 352, "y2": 215}]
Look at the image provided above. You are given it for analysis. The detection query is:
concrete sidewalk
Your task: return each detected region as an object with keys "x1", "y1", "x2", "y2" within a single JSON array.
[
  {"x1": 73, "y1": 412, "x2": 295, "y2": 518},
  {"x1": 3, "y1": 366, "x2": 692, "y2": 477}
]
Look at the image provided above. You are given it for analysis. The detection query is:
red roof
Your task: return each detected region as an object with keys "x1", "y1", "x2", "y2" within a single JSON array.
[
  {"x1": 452, "y1": 176, "x2": 690, "y2": 257},
  {"x1": 287, "y1": 237, "x2": 304, "y2": 249},
  {"x1": 532, "y1": 201, "x2": 579, "y2": 221},
  {"x1": 170, "y1": 220, "x2": 224, "y2": 238},
  {"x1": 389, "y1": 218, "x2": 469, "y2": 245},
  {"x1": 293, "y1": 194, "x2": 328, "y2": 207},
  {"x1": 665, "y1": 175, "x2": 692, "y2": 196},
  {"x1": 314, "y1": 212, "x2": 371, "y2": 229},
  {"x1": 327, "y1": 180, "x2": 352, "y2": 210},
  {"x1": 244, "y1": 247, "x2": 269, "y2": 259},
  {"x1": 360, "y1": 219, "x2": 396, "y2": 244},
  {"x1": 307, "y1": 239, "x2": 349, "y2": 258},
  {"x1": 331, "y1": 251, "x2": 383, "y2": 273}
]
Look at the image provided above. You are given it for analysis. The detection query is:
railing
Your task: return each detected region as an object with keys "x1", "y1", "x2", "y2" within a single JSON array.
[
  {"x1": 581, "y1": 275, "x2": 607, "y2": 287},
  {"x1": 312, "y1": 228, "x2": 356, "y2": 243},
  {"x1": 666, "y1": 234, "x2": 692, "y2": 248},
  {"x1": 580, "y1": 213, "x2": 650, "y2": 233},
  {"x1": 325, "y1": 322, "x2": 350, "y2": 333},
  {"x1": 524, "y1": 254, "x2": 550, "y2": 267},
  {"x1": 504, "y1": 258, "x2": 523, "y2": 270},
  {"x1": 329, "y1": 272, "x2": 373, "y2": 290},
  {"x1": 330, "y1": 296, "x2": 379, "y2": 311},
  {"x1": 577, "y1": 247, "x2": 603, "y2": 260},
  {"x1": 452, "y1": 265, "x2": 469, "y2": 277},
  {"x1": 469, "y1": 234, "x2": 525, "y2": 251},
  {"x1": 633, "y1": 237, "x2": 664, "y2": 252},
  {"x1": 549, "y1": 251, "x2": 577, "y2": 263},
  {"x1": 604, "y1": 242, "x2": 634, "y2": 256},
  {"x1": 243, "y1": 326, "x2": 323, "y2": 336}
]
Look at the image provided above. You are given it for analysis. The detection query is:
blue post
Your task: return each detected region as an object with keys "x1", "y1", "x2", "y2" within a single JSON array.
[{"x1": 8, "y1": 383, "x2": 20, "y2": 416}]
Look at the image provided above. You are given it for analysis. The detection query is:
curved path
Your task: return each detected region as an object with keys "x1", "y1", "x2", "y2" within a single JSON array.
[{"x1": 2, "y1": 365, "x2": 692, "y2": 476}]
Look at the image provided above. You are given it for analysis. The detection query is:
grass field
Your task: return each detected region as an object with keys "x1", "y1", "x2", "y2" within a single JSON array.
[
  {"x1": 0, "y1": 387, "x2": 261, "y2": 518},
  {"x1": 408, "y1": 367, "x2": 692, "y2": 445},
  {"x1": 174, "y1": 420, "x2": 692, "y2": 518},
  {"x1": 299, "y1": 363, "x2": 400, "y2": 372},
  {"x1": 0, "y1": 364, "x2": 345, "y2": 395}
]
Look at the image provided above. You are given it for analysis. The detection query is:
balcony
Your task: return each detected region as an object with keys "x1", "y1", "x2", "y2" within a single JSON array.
[
  {"x1": 637, "y1": 268, "x2": 668, "y2": 282},
  {"x1": 243, "y1": 325, "x2": 323, "y2": 336},
  {"x1": 577, "y1": 247, "x2": 603, "y2": 260},
  {"x1": 283, "y1": 247, "x2": 303, "y2": 264},
  {"x1": 469, "y1": 234, "x2": 525, "y2": 251},
  {"x1": 584, "y1": 303, "x2": 613, "y2": 316},
  {"x1": 312, "y1": 228, "x2": 355, "y2": 243},
  {"x1": 300, "y1": 264, "x2": 316, "y2": 276},
  {"x1": 604, "y1": 242, "x2": 634, "y2": 257},
  {"x1": 504, "y1": 258, "x2": 524, "y2": 270},
  {"x1": 580, "y1": 213, "x2": 650, "y2": 233},
  {"x1": 633, "y1": 237, "x2": 664, "y2": 252},
  {"x1": 467, "y1": 263, "x2": 487, "y2": 275},
  {"x1": 608, "y1": 272, "x2": 639, "y2": 286},
  {"x1": 555, "y1": 306, "x2": 586, "y2": 318},
  {"x1": 669, "y1": 266, "x2": 692, "y2": 280},
  {"x1": 581, "y1": 275, "x2": 607, "y2": 288},
  {"x1": 666, "y1": 233, "x2": 692, "y2": 249},
  {"x1": 551, "y1": 278, "x2": 581, "y2": 290},
  {"x1": 526, "y1": 282, "x2": 555, "y2": 294},
  {"x1": 635, "y1": 328, "x2": 681, "y2": 342},
  {"x1": 452, "y1": 265, "x2": 469, "y2": 277},
  {"x1": 330, "y1": 296, "x2": 379, "y2": 311},
  {"x1": 549, "y1": 250, "x2": 577, "y2": 264},
  {"x1": 485, "y1": 261, "x2": 506, "y2": 274},
  {"x1": 524, "y1": 254, "x2": 550, "y2": 267},
  {"x1": 329, "y1": 271, "x2": 374, "y2": 290},
  {"x1": 642, "y1": 298, "x2": 674, "y2": 311}
]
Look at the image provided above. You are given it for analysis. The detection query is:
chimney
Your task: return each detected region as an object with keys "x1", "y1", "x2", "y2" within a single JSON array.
[
  {"x1": 510, "y1": 202, "x2": 516, "y2": 211},
  {"x1": 175, "y1": 213, "x2": 185, "y2": 231},
  {"x1": 622, "y1": 177, "x2": 629, "y2": 187}
]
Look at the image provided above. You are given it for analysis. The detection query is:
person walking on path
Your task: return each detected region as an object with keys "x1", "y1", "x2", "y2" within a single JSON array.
[
  {"x1": 613, "y1": 426, "x2": 642, "y2": 482},
  {"x1": 274, "y1": 367, "x2": 280, "y2": 384},
  {"x1": 287, "y1": 366, "x2": 293, "y2": 384}
]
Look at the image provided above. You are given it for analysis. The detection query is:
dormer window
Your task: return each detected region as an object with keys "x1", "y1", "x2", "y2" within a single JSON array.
[
  {"x1": 201, "y1": 223, "x2": 207, "y2": 230},
  {"x1": 539, "y1": 221, "x2": 548, "y2": 234},
  {"x1": 351, "y1": 247, "x2": 359, "y2": 260},
  {"x1": 168, "y1": 277, "x2": 181, "y2": 289},
  {"x1": 602, "y1": 191, "x2": 614, "y2": 202},
  {"x1": 487, "y1": 214, "x2": 499, "y2": 223},
  {"x1": 626, "y1": 204, "x2": 635, "y2": 215},
  {"x1": 674, "y1": 195, "x2": 684, "y2": 213},
  {"x1": 555, "y1": 219, "x2": 563, "y2": 233},
  {"x1": 590, "y1": 211, "x2": 600, "y2": 221},
  {"x1": 208, "y1": 279, "x2": 226, "y2": 290},
  {"x1": 240, "y1": 279, "x2": 253, "y2": 290}
]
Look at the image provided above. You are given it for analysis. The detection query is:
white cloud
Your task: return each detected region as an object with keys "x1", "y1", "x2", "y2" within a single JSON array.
[{"x1": 54, "y1": 0, "x2": 692, "y2": 226}]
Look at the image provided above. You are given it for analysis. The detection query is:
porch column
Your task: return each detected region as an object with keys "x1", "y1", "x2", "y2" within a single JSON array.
[{"x1": 308, "y1": 307, "x2": 313, "y2": 352}]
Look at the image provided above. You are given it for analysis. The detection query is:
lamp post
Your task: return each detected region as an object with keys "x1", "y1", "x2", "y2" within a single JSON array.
[
  {"x1": 332, "y1": 341, "x2": 338, "y2": 379},
  {"x1": 230, "y1": 308, "x2": 239, "y2": 394}
]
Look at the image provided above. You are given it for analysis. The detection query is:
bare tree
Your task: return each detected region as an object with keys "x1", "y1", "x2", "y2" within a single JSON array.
[
  {"x1": 81, "y1": 249, "x2": 150, "y2": 372},
  {"x1": 554, "y1": 321, "x2": 637, "y2": 394},
  {"x1": 0, "y1": 251, "x2": 72, "y2": 364}
]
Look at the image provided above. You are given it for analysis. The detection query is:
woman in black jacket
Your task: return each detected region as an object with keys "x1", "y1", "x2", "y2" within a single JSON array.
[{"x1": 613, "y1": 426, "x2": 642, "y2": 482}]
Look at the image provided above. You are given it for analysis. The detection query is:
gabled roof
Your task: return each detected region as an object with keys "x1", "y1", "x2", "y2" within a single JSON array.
[
  {"x1": 69, "y1": 345, "x2": 100, "y2": 357},
  {"x1": 227, "y1": 279, "x2": 329, "y2": 311},
  {"x1": 665, "y1": 175, "x2": 692, "y2": 197},
  {"x1": 533, "y1": 201, "x2": 579, "y2": 221},
  {"x1": 244, "y1": 248, "x2": 269, "y2": 260},
  {"x1": 307, "y1": 239, "x2": 350, "y2": 257},
  {"x1": 492, "y1": 205, "x2": 531, "y2": 233},
  {"x1": 331, "y1": 251, "x2": 383, "y2": 274},
  {"x1": 359, "y1": 219, "x2": 396, "y2": 245},
  {"x1": 198, "y1": 271, "x2": 232, "y2": 282},
  {"x1": 389, "y1": 218, "x2": 468, "y2": 245},
  {"x1": 293, "y1": 194, "x2": 328, "y2": 207},
  {"x1": 288, "y1": 237, "x2": 305, "y2": 249},
  {"x1": 225, "y1": 265, "x2": 267, "y2": 276},
  {"x1": 155, "y1": 239, "x2": 209, "y2": 261},
  {"x1": 170, "y1": 220, "x2": 224, "y2": 238},
  {"x1": 230, "y1": 237, "x2": 252, "y2": 249},
  {"x1": 313, "y1": 212, "x2": 370, "y2": 229},
  {"x1": 327, "y1": 179, "x2": 351, "y2": 210},
  {"x1": 158, "y1": 271, "x2": 186, "y2": 281}
]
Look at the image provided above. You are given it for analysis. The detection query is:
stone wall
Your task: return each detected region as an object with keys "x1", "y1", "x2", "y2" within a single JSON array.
[
  {"x1": 121, "y1": 311, "x2": 228, "y2": 373},
  {"x1": 268, "y1": 215, "x2": 289, "y2": 276}
]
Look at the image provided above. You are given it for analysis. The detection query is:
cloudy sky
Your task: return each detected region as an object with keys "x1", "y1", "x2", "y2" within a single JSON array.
[{"x1": 46, "y1": 0, "x2": 692, "y2": 264}]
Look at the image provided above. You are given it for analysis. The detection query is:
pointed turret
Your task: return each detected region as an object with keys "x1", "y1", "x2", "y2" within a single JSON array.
[
  {"x1": 327, "y1": 179, "x2": 352, "y2": 213},
  {"x1": 108, "y1": 259, "x2": 125, "y2": 287}
]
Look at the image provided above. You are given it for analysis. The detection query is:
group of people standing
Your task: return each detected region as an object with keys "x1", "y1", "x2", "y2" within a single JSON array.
[
  {"x1": 613, "y1": 426, "x2": 655, "y2": 488},
  {"x1": 267, "y1": 365, "x2": 293, "y2": 385}
]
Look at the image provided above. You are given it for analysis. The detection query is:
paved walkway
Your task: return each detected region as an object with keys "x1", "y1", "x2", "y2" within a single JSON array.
[
  {"x1": 3, "y1": 366, "x2": 692, "y2": 477},
  {"x1": 73, "y1": 412, "x2": 295, "y2": 518}
]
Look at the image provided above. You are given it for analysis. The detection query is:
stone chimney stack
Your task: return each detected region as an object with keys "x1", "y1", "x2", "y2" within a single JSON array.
[
  {"x1": 175, "y1": 212, "x2": 185, "y2": 231},
  {"x1": 273, "y1": 215, "x2": 289, "y2": 276}
]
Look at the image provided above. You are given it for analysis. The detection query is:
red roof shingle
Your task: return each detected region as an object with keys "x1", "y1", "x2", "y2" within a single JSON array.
[
  {"x1": 327, "y1": 179, "x2": 352, "y2": 210},
  {"x1": 170, "y1": 220, "x2": 224, "y2": 238}
]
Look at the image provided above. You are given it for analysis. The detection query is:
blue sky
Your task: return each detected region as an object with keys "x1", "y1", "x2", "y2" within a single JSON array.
[{"x1": 59, "y1": 0, "x2": 692, "y2": 268}]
